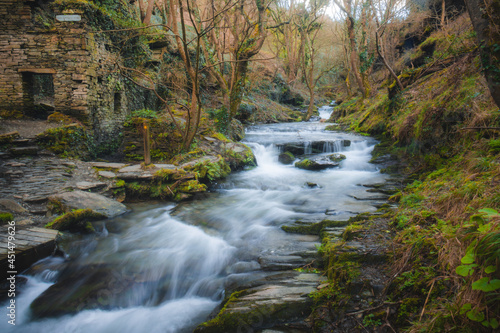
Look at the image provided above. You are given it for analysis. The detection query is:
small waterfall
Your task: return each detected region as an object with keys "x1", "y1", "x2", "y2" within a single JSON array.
[
  {"x1": 318, "y1": 105, "x2": 334, "y2": 120},
  {"x1": 304, "y1": 141, "x2": 312, "y2": 154},
  {"x1": 322, "y1": 140, "x2": 343, "y2": 153}
]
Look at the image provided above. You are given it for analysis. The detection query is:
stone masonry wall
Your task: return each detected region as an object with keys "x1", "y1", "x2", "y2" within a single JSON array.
[{"x1": 0, "y1": 0, "x2": 141, "y2": 146}]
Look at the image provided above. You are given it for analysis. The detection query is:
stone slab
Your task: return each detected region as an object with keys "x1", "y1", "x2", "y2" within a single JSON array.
[{"x1": 48, "y1": 191, "x2": 127, "y2": 218}]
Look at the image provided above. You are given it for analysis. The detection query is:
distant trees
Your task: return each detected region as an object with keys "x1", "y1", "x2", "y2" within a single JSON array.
[
  {"x1": 297, "y1": 0, "x2": 331, "y2": 120},
  {"x1": 196, "y1": 0, "x2": 272, "y2": 134},
  {"x1": 269, "y1": 0, "x2": 303, "y2": 86}
]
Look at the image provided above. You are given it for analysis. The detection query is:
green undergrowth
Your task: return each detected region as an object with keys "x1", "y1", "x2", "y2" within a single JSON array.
[
  {"x1": 0, "y1": 212, "x2": 14, "y2": 225},
  {"x1": 36, "y1": 124, "x2": 122, "y2": 160},
  {"x1": 327, "y1": 21, "x2": 500, "y2": 332}
]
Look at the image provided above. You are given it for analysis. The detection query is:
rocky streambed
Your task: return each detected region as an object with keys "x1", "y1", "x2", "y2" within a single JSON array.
[{"x1": 0, "y1": 111, "x2": 402, "y2": 333}]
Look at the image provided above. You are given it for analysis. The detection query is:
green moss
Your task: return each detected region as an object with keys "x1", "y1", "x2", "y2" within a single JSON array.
[
  {"x1": 45, "y1": 209, "x2": 105, "y2": 233},
  {"x1": 294, "y1": 158, "x2": 315, "y2": 170},
  {"x1": 395, "y1": 298, "x2": 421, "y2": 326},
  {"x1": 185, "y1": 157, "x2": 231, "y2": 182},
  {"x1": 489, "y1": 139, "x2": 500, "y2": 152},
  {"x1": 278, "y1": 151, "x2": 295, "y2": 164},
  {"x1": 342, "y1": 223, "x2": 364, "y2": 241},
  {"x1": 281, "y1": 219, "x2": 350, "y2": 235},
  {"x1": 177, "y1": 180, "x2": 207, "y2": 193},
  {"x1": 0, "y1": 212, "x2": 14, "y2": 225},
  {"x1": 223, "y1": 145, "x2": 257, "y2": 169}
]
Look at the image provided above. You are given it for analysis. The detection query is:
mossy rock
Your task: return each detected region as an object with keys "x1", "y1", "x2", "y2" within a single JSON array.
[
  {"x1": 0, "y1": 109, "x2": 23, "y2": 119},
  {"x1": 282, "y1": 219, "x2": 350, "y2": 235},
  {"x1": 45, "y1": 208, "x2": 106, "y2": 233},
  {"x1": 47, "y1": 112, "x2": 75, "y2": 124},
  {"x1": 324, "y1": 124, "x2": 342, "y2": 131},
  {"x1": 278, "y1": 151, "x2": 295, "y2": 164},
  {"x1": 295, "y1": 159, "x2": 315, "y2": 170},
  {"x1": 328, "y1": 153, "x2": 346, "y2": 163},
  {"x1": 295, "y1": 157, "x2": 340, "y2": 170},
  {"x1": 177, "y1": 180, "x2": 207, "y2": 193},
  {"x1": 0, "y1": 131, "x2": 20, "y2": 144},
  {"x1": 195, "y1": 284, "x2": 316, "y2": 333},
  {"x1": 0, "y1": 212, "x2": 14, "y2": 225}
]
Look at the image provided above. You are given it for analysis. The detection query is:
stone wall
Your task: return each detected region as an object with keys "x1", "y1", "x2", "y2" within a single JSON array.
[{"x1": 0, "y1": 0, "x2": 155, "y2": 146}]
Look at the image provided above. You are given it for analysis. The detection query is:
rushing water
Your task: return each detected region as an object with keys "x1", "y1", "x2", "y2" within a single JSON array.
[{"x1": 1, "y1": 106, "x2": 388, "y2": 332}]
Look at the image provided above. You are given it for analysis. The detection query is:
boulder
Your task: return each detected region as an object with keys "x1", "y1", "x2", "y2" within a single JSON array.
[
  {"x1": 48, "y1": 191, "x2": 127, "y2": 218},
  {"x1": 30, "y1": 265, "x2": 136, "y2": 318},
  {"x1": 229, "y1": 119, "x2": 245, "y2": 141},
  {"x1": 45, "y1": 208, "x2": 105, "y2": 233},
  {"x1": 328, "y1": 153, "x2": 346, "y2": 163},
  {"x1": 236, "y1": 102, "x2": 257, "y2": 122},
  {"x1": 279, "y1": 87, "x2": 305, "y2": 106},
  {"x1": 295, "y1": 156, "x2": 341, "y2": 171},
  {"x1": 195, "y1": 273, "x2": 324, "y2": 333},
  {"x1": 278, "y1": 151, "x2": 295, "y2": 164},
  {"x1": 0, "y1": 199, "x2": 28, "y2": 213}
]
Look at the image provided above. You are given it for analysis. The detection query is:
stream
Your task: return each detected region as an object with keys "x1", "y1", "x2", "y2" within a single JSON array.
[{"x1": 1, "y1": 106, "x2": 389, "y2": 332}]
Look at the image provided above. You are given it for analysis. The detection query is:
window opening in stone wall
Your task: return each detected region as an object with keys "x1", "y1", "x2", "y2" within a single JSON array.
[
  {"x1": 22, "y1": 72, "x2": 55, "y2": 119},
  {"x1": 114, "y1": 92, "x2": 122, "y2": 113}
]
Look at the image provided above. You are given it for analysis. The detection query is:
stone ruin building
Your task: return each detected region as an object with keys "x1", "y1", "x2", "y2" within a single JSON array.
[{"x1": 0, "y1": 0, "x2": 158, "y2": 143}]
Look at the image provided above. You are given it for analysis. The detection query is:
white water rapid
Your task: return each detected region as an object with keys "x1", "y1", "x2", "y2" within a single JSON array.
[{"x1": 1, "y1": 114, "x2": 388, "y2": 333}]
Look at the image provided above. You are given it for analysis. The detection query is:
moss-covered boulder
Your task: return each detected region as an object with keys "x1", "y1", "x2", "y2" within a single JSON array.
[
  {"x1": 236, "y1": 102, "x2": 257, "y2": 123},
  {"x1": 48, "y1": 191, "x2": 127, "y2": 218},
  {"x1": 295, "y1": 156, "x2": 342, "y2": 171},
  {"x1": 278, "y1": 151, "x2": 295, "y2": 164},
  {"x1": 195, "y1": 273, "x2": 323, "y2": 333},
  {"x1": 222, "y1": 143, "x2": 257, "y2": 170},
  {"x1": 328, "y1": 153, "x2": 346, "y2": 163},
  {"x1": 45, "y1": 209, "x2": 105, "y2": 233}
]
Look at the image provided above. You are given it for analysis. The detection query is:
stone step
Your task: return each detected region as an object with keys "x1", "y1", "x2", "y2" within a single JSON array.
[
  {"x1": 11, "y1": 138, "x2": 34, "y2": 147},
  {"x1": 0, "y1": 227, "x2": 59, "y2": 280},
  {"x1": 9, "y1": 146, "x2": 39, "y2": 156}
]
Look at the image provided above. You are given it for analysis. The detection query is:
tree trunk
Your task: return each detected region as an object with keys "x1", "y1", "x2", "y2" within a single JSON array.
[
  {"x1": 441, "y1": 0, "x2": 446, "y2": 27},
  {"x1": 376, "y1": 30, "x2": 404, "y2": 91},
  {"x1": 228, "y1": 58, "x2": 250, "y2": 128},
  {"x1": 143, "y1": 0, "x2": 156, "y2": 25},
  {"x1": 138, "y1": 0, "x2": 146, "y2": 22},
  {"x1": 347, "y1": 17, "x2": 367, "y2": 98},
  {"x1": 464, "y1": 0, "x2": 500, "y2": 108},
  {"x1": 305, "y1": 86, "x2": 315, "y2": 121}
]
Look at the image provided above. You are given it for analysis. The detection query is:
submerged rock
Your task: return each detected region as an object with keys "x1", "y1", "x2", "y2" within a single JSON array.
[{"x1": 30, "y1": 265, "x2": 136, "y2": 318}]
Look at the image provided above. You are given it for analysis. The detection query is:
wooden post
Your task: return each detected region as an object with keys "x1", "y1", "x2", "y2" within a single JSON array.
[{"x1": 143, "y1": 120, "x2": 151, "y2": 165}]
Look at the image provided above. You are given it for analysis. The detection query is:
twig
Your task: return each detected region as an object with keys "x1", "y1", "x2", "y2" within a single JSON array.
[
  {"x1": 345, "y1": 302, "x2": 401, "y2": 316},
  {"x1": 420, "y1": 280, "x2": 436, "y2": 321},
  {"x1": 459, "y1": 127, "x2": 500, "y2": 130}
]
